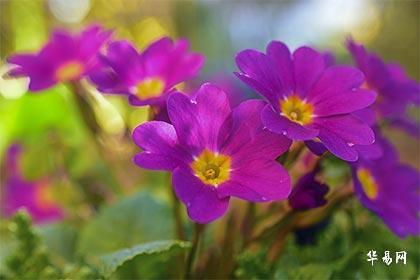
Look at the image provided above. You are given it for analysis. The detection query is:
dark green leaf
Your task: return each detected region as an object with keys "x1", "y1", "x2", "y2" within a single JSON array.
[
  {"x1": 78, "y1": 192, "x2": 175, "y2": 255},
  {"x1": 98, "y1": 240, "x2": 190, "y2": 278}
]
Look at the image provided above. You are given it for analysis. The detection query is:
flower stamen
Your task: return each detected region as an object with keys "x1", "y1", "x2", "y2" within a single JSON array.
[
  {"x1": 357, "y1": 168, "x2": 379, "y2": 199},
  {"x1": 191, "y1": 149, "x2": 231, "y2": 187},
  {"x1": 55, "y1": 60, "x2": 84, "y2": 82},
  {"x1": 280, "y1": 95, "x2": 314, "y2": 125},
  {"x1": 135, "y1": 77, "x2": 165, "y2": 99}
]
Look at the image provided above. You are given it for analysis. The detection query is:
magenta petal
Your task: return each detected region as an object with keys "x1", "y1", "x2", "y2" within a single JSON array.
[
  {"x1": 309, "y1": 66, "x2": 365, "y2": 101},
  {"x1": 7, "y1": 54, "x2": 56, "y2": 90},
  {"x1": 133, "y1": 153, "x2": 180, "y2": 171},
  {"x1": 101, "y1": 40, "x2": 141, "y2": 80},
  {"x1": 142, "y1": 37, "x2": 173, "y2": 62},
  {"x1": 221, "y1": 99, "x2": 292, "y2": 159},
  {"x1": 266, "y1": 41, "x2": 294, "y2": 91},
  {"x1": 313, "y1": 88, "x2": 376, "y2": 116},
  {"x1": 40, "y1": 30, "x2": 78, "y2": 61},
  {"x1": 305, "y1": 140, "x2": 327, "y2": 156},
  {"x1": 354, "y1": 142, "x2": 383, "y2": 161},
  {"x1": 167, "y1": 91, "x2": 202, "y2": 150},
  {"x1": 167, "y1": 85, "x2": 230, "y2": 152},
  {"x1": 195, "y1": 84, "x2": 231, "y2": 149},
  {"x1": 357, "y1": 131, "x2": 398, "y2": 167},
  {"x1": 28, "y1": 76, "x2": 56, "y2": 91},
  {"x1": 352, "y1": 107, "x2": 376, "y2": 126},
  {"x1": 142, "y1": 37, "x2": 205, "y2": 88},
  {"x1": 172, "y1": 166, "x2": 229, "y2": 223},
  {"x1": 315, "y1": 115, "x2": 375, "y2": 145},
  {"x1": 318, "y1": 129, "x2": 358, "y2": 161},
  {"x1": 261, "y1": 104, "x2": 319, "y2": 140},
  {"x1": 166, "y1": 39, "x2": 205, "y2": 86},
  {"x1": 133, "y1": 121, "x2": 176, "y2": 151},
  {"x1": 217, "y1": 160, "x2": 291, "y2": 202},
  {"x1": 78, "y1": 25, "x2": 112, "y2": 60},
  {"x1": 234, "y1": 72, "x2": 278, "y2": 105},
  {"x1": 88, "y1": 69, "x2": 125, "y2": 93},
  {"x1": 132, "y1": 121, "x2": 190, "y2": 170},
  {"x1": 292, "y1": 46, "x2": 325, "y2": 96},
  {"x1": 235, "y1": 49, "x2": 283, "y2": 101},
  {"x1": 7, "y1": 54, "x2": 36, "y2": 67},
  {"x1": 323, "y1": 51, "x2": 336, "y2": 67}
]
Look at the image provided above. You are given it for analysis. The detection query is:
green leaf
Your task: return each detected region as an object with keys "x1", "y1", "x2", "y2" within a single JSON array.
[
  {"x1": 78, "y1": 192, "x2": 175, "y2": 255},
  {"x1": 38, "y1": 223, "x2": 78, "y2": 263},
  {"x1": 98, "y1": 240, "x2": 190, "y2": 278}
]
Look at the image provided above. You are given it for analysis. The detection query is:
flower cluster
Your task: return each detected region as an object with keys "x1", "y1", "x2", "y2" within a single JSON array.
[
  {"x1": 5, "y1": 25, "x2": 419, "y2": 238},
  {"x1": 7, "y1": 25, "x2": 112, "y2": 91},
  {"x1": 2, "y1": 144, "x2": 63, "y2": 224}
]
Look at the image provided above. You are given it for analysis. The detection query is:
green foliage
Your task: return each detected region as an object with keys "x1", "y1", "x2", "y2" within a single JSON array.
[
  {"x1": 321, "y1": 155, "x2": 351, "y2": 188},
  {"x1": 98, "y1": 240, "x2": 191, "y2": 278},
  {"x1": 75, "y1": 192, "x2": 189, "y2": 278},
  {"x1": 78, "y1": 192, "x2": 175, "y2": 255},
  {"x1": 0, "y1": 194, "x2": 189, "y2": 280},
  {"x1": 0, "y1": 211, "x2": 98, "y2": 280},
  {"x1": 235, "y1": 247, "x2": 271, "y2": 279},
  {"x1": 287, "y1": 263, "x2": 333, "y2": 280},
  {"x1": 235, "y1": 207, "x2": 419, "y2": 280},
  {"x1": 38, "y1": 223, "x2": 79, "y2": 263}
]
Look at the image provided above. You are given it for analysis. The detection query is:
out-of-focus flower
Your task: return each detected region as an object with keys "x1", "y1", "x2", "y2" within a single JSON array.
[
  {"x1": 235, "y1": 41, "x2": 376, "y2": 162},
  {"x1": 2, "y1": 144, "x2": 63, "y2": 224},
  {"x1": 346, "y1": 38, "x2": 420, "y2": 137},
  {"x1": 132, "y1": 83, "x2": 291, "y2": 223},
  {"x1": 89, "y1": 37, "x2": 205, "y2": 107},
  {"x1": 306, "y1": 126, "x2": 384, "y2": 160},
  {"x1": 7, "y1": 25, "x2": 111, "y2": 92},
  {"x1": 198, "y1": 73, "x2": 254, "y2": 108},
  {"x1": 288, "y1": 170, "x2": 329, "y2": 211},
  {"x1": 351, "y1": 135, "x2": 420, "y2": 238}
]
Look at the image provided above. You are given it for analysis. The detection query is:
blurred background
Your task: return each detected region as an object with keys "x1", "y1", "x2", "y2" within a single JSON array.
[
  {"x1": 1, "y1": 0, "x2": 419, "y2": 157},
  {"x1": 0, "y1": 0, "x2": 418, "y2": 278}
]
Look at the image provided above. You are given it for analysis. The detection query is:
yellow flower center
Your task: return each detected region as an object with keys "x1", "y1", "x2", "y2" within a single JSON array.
[
  {"x1": 280, "y1": 95, "x2": 314, "y2": 125},
  {"x1": 357, "y1": 168, "x2": 379, "y2": 199},
  {"x1": 35, "y1": 183, "x2": 58, "y2": 210},
  {"x1": 55, "y1": 61, "x2": 84, "y2": 82},
  {"x1": 191, "y1": 149, "x2": 231, "y2": 187},
  {"x1": 361, "y1": 81, "x2": 369, "y2": 89},
  {"x1": 135, "y1": 77, "x2": 165, "y2": 99}
]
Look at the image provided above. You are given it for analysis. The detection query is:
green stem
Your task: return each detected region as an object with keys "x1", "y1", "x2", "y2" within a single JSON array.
[
  {"x1": 70, "y1": 82, "x2": 101, "y2": 136},
  {"x1": 240, "y1": 203, "x2": 256, "y2": 246},
  {"x1": 170, "y1": 177, "x2": 186, "y2": 240},
  {"x1": 184, "y1": 223, "x2": 204, "y2": 279},
  {"x1": 284, "y1": 142, "x2": 305, "y2": 168},
  {"x1": 247, "y1": 211, "x2": 297, "y2": 246}
]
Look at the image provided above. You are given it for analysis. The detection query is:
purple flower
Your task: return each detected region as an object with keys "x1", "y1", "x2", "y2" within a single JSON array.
[
  {"x1": 347, "y1": 38, "x2": 419, "y2": 137},
  {"x1": 288, "y1": 171, "x2": 329, "y2": 211},
  {"x1": 235, "y1": 41, "x2": 376, "y2": 162},
  {"x1": 132, "y1": 83, "x2": 292, "y2": 223},
  {"x1": 351, "y1": 136, "x2": 420, "y2": 238},
  {"x1": 89, "y1": 37, "x2": 205, "y2": 106},
  {"x1": 7, "y1": 25, "x2": 112, "y2": 91},
  {"x1": 196, "y1": 73, "x2": 256, "y2": 108},
  {"x1": 2, "y1": 144, "x2": 63, "y2": 224}
]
